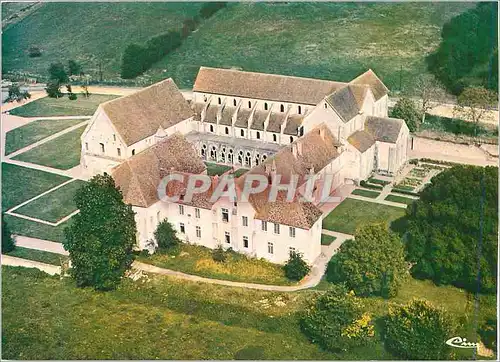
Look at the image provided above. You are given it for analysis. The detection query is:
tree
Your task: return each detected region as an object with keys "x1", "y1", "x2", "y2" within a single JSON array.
[
  {"x1": 81, "y1": 84, "x2": 90, "y2": 98},
  {"x1": 300, "y1": 285, "x2": 375, "y2": 352},
  {"x1": 6, "y1": 84, "x2": 31, "y2": 103},
  {"x1": 283, "y1": 251, "x2": 310, "y2": 281},
  {"x1": 478, "y1": 318, "x2": 497, "y2": 350},
  {"x1": 405, "y1": 165, "x2": 498, "y2": 294},
  {"x1": 63, "y1": 173, "x2": 137, "y2": 291},
  {"x1": 327, "y1": 223, "x2": 407, "y2": 298},
  {"x1": 48, "y1": 62, "x2": 68, "y2": 83},
  {"x1": 390, "y1": 97, "x2": 421, "y2": 132},
  {"x1": 2, "y1": 214, "x2": 15, "y2": 253},
  {"x1": 120, "y1": 43, "x2": 146, "y2": 79},
  {"x1": 455, "y1": 87, "x2": 497, "y2": 136},
  {"x1": 181, "y1": 17, "x2": 198, "y2": 38},
  {"x1": 212, "y1": 244, "x2": 227, "y2": 263},
  {"x1": 413, "y1": 74, "x2": 445, "y2": 124},
  {"x1": 68, "y1": 59, "x2": 83, "y2": 76},
  {"x1": 45, "y1": 80, "x2": 62, "y2": 98},
  {"x1": 384, "y1": 299, "x2": 455, "y2": 360},
  {"x1": 154, "y1": 219, "x2": 180, "y2": 250}
]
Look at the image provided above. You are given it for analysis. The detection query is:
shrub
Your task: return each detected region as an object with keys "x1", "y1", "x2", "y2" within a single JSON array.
[
  {"x1": 28, "y1": 46, "x2": 41, "y2": 57},
  {"x1": 390, "y1": 97, "x2": 421, "y2": 132},
  {"x1": 409, "y1": 159, "x2": 419, "y2": 165},
  {"x1": 234, "y1": 346, "x2": 266, "y2": 360},
  {"x1": 367, "y1": 177, "x2": 390, "y2": 186},
  {"x1": 300, "y1": 285, "x2": 374, "y2": 352},
  {"x1": 181, "y1": 17, "x2": 198, "y2": 38},
  {"x1": 45, "y1": 80, "x2": 62, "y2": 98},
  {"x1": 154, "y1": 219, "x2": 180, "y2": 251},
  {"x1": 478, "y1": 318, "x2": 497, "y2": 350},
  {"x1": 68, "y1": 93, "x2": 77, "y2": 100},
  {"x1": 212, "y1": 244, "x2": 226, "y2": 263},
  {"x1": 120, "y1": 43, "x2": 146, "y2": 79},
  {"x1": 384, "y1": 299, "x2": 455, "y2": 359},
  {"x1": 360, "y1": 180, "x2": 383, "y2": 190},
  {"x1": 391, "y1": 189, "x2": 420, "y2": 197},
  {"x1": 327, "y1": 223, "x2": 407, "y2": 298},
  {"x1": 2, "y1": 214, "x2": 15, "y2": 253},
  {"x1": 283, "y1": 251, "x2": 310, "y2": 281}
]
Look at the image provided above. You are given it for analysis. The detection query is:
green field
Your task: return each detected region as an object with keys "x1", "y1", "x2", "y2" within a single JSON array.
[
  {"x1": 205, "y1": 162, "x2": 231, "y2": 176},
  {"x1": 384, "y1": 194, "x2": 416, "y2": 205},
  {"x1": 320, "y1": 234, "x2": 337, "y2": 246},
  {"x1": 2, "y1": 2, "x2": 204, "y2": 80},
  {"x1": 2, "y1": 266, "x2": 493, "y2": 360},
  {"x1": 13, "y1": 125, "x2": 87, "y2": 170},
  {"x1": 351, "y1": 188, "x2": 380, "y2": 199},
  {"x1": 6, "y1": 246, "x2": 67, "y2": 266},
  {"x1": 322, "y1": 198, "x2": 406, "y2": 235},
  {"x1": 14, "y1": 180, "x2": 86, "y2": 223},
  {"x1": 148, "y1": 2, "x2": 473, "y2": 92},
  {"x1": 3, "y1": 3, "x2": 472, "y2": 93},
  {"x1": 3, "y1": 214, "x2": 70, "y2": 243},
  {"x1": 8, "y1": 94, "x2": 117, "y2": 117},
  {"x1": 136, "y1": 243, "x2": 292, "y2": 286},
  {"x1": 4, "y1": 118, "x2": 84, "y2": 155},
  {"x1": 1, "y1": 163, "x2": 70, "y2": 212}
]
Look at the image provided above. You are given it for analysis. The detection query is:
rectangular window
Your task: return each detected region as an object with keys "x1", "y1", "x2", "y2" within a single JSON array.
[
  {"x1": 179, "y1": 204, "x2": 184, "y2": 215},
  {"x1": 268, "y1": 242, "x2": 274, "y2": 255},
  {"x1": 221, "y1": 208, "x2": 229, "y2": 223},
  {"x1": 289, "y1": 247, "x2": 296, "y2": 256},
  {"x1": 85, "y1": 142, "x2": 88, "y2": 151},
  {"x1": 225, "y1": 231, "x2": 231, "y2": 244},
  {"x1": 274, "y1": 223, "x2": 280, "y2": 234},
  {"x1": 243, "y1": 236, "x2": 249, "y2": 248},
  {"x1": 195, "y1": 208, "x2": 200, "y2": 218},
  {"x1": 113, "y1": 134, "x2": 116, "y2": 142},
  {"x1": 196, "y1": 226, "x2": 201, "y2": 238},
  {"x1": 261, "y1": 221, "x2": 267, "y2": 232},
  {"x1": 117, "y1": 148, "x2": 121, "y2": 157},
  {"x1": 179, "y1": 222, "x2": 185, "y2": 234},
  {"x1": 242, "y1": 216, "x2": 248, "y2": 227},
  {"x1": 99, "y1": 143, "x2": 105, "y2": 154},
  {"x1": 289, "y1": 227, "x2": 296, "y2": 238}
]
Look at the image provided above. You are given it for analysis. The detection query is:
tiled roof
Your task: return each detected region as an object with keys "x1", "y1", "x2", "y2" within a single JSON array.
[
  {"x1": 193, "y1": 66, "x2": 346, "y2": 105},
  {"x1": 101, "y1": 78, "x2": 193, "y2": 146},
  {"x1": 112, "y1": 133, "x2": 206, "y2": 208},
  {"x1": 266, "y1": 111, "x2": 287, "y2": 133},
  {"x1": 237, "y1": 124, "x2": 340, "y2": 229},
  {"x1": 365, "y1": 116, "x2": 403, "y2": 143},
  {"x1": 164, "y1": 171, "x2": 217, "y2": 210},
  {"x1": 348, "y1": 130, "x2": 375, "y2": 153},
  {"x1": 283, "y1": 114, "x2": 303, "y2": 136},
  {"x1": 350, "y1": 69, "x2": 389, "y2": 101},
  {"x1": 326, "y1": 85, "x2": 364, "y2": 122}
]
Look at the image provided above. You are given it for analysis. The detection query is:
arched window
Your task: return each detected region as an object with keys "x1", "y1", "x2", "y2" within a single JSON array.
[
  {"x1": 248, "y1": 101, "x2": 252, "y2": 108},
  {"x1": 204, "y1": 96, "x2": 207, "y2": 102},
  {"x1": 132, "y1": 149, "x2": 135, "y2": 156},
  {"x1": 256, "y1": 131, "x2": 260, "y2": 139},
  {"x1": 290, "y1": 136, "x2": 294, "y2": 143},
  {"x1": 324, "y1": 102, "x2": 327, "y2": 109},
  {"x1": 233, "y1": 99, "x2": 237, "y2": 106},
  {"x1": 225, "y1": 127, "x2": 229, "y2": 135},
  {"x1": 280, "y1": 104, "x2": 284, "y2": 112},
  {"x1": 210, "y1": 125, "x2": 214, "y2": 132},
  {"x1": 298, "y1": 106, "x2": 302, "y2": 114},
  {"x1": 100, "y1": 143, "x2": 105, "y2": 154},
  {"x1": 264, "y1": 103, "x2": 268, "y2": 110},
  {"x1": 240, "y1": 129, "x2": 245, "y2": 137},
  {"x1": 218, "y1": 97, "x2": 222, "y2": 105},
  {"x1": 273, "y1": 134, "x2": 277, "y2": 142}
]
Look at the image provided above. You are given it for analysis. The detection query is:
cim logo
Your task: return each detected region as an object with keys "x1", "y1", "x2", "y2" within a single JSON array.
[{"x1": 445, "y1": 337, "x2": 480, "y2": 349}]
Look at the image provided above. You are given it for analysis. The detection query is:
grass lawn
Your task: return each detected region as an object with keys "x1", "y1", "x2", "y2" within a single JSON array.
[
  {"x1": 233, "y1": 168, "x2": 249, "y2": 177},
  {"x1": 322, "y1": 198, "x2": 406, "y2": 235},
  {"x1": 13, "y1": 125, "x2": 87, "y2": 170},
  {"x1": 8, "y1": 94, "x2": 118, "y2": 117},
  {"x1": 320, "y1": 234, "x2": 337, "y2": 246},
  {"x1": 421, "y1": 114, "x2": 498, "y2": 139},
  {"x1": 4, "y1": 119, "x2": 85, "y2": 155},
  {"x1": 1, "y1": 163, "x2": 70, "y2": 212},
  {"x1": 351, "y1": 188, "x2": 380, "y2": 199},
  {"x1": 205, "y1": 162, "x2": 232, "y2": 176},
  {"x1": 136, "y1": 243, "x2": 293, "y2": 286},
  {"x1": 149, "y1": 3, "x2": 472, "y2": 94},
  {"x1": 2, "y1": 266, "x2": 494, "y2": 360},
  {"x1": 384, "y1": 194, "x2": 416, "y2": 205},
  {"x1": 6, "y1": 246, "x2": 68, "y2": 266},
  {"x1": 14, "y1": 180, "x2": 87, "y2": 223},
  {"x1": 3, "y1": 214, "x2": 70, "y2": 243}
]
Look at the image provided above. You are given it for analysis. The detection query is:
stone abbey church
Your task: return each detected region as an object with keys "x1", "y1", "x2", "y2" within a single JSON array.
[{"x1": 81, "y1": 67, "x2": 409, "y2": 263}]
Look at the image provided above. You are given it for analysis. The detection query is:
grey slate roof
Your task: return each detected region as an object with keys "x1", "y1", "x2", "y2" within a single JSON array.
[
  {"x1": 325, "y1": 85, "x2": 362, "y2": 122},
  {"x1": 365, "y1": 116, "x2": 403, "y2": 143},
  {"x1": 350, "y1": 69, "x2": 389, "y2": 101},
  {"x1": 348, "y1": 130, "x2": 376, "y2": 153},
  {"x1": 284, "y1": 114, "x2": 303, "y2": 136}
]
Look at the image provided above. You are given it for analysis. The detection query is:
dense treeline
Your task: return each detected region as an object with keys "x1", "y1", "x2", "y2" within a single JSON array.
[
  {"x1": 404, "y1": 165, "x2": 498, "y2": 294},
  {"x1": 120, "y1": 2, "x2": 227, "y2": 79},
  {"x1": 427, "y1": 2, "x2": 498, "y2": 94}
]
